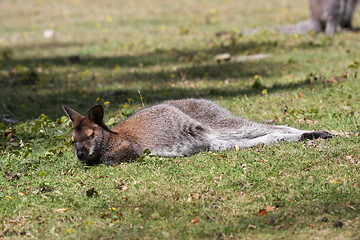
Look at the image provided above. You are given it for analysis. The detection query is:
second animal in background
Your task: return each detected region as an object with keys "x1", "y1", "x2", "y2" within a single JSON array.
[{"x1": 277, "y1": 0, "x2": 359, "y2": 35}]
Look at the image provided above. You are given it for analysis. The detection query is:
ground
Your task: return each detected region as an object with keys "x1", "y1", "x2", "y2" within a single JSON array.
[{"x1": 0, "y1": 0, "x2": 359, "y2": 239}]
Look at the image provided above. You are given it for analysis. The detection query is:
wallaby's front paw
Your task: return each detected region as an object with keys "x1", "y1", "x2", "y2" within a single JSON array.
[
  {"x1": 103, "y1": 160, "x2": 115, "y2": 166},
  {"x1": 301, "y1": 131, "x2": 333, "y2": 140}
]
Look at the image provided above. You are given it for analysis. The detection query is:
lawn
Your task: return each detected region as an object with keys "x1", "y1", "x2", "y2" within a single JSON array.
[{"x1": 0, "y1": 0, "x2": 359, "y2": 239}]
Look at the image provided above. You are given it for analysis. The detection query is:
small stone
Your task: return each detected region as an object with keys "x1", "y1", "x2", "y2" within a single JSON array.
[
  {"x1": 333, "y1": 220, "x2": 343, "y2": 228},
  {"x1": 214, "y1": 53, "x2": 231, "y2": 62},
  {"x1": 275, "y1": 225, "x2": 282, "y2": 230},
  {"x1": 268, "y1": 217, "x2": 276, "y2": 225},
  {"x1": 320, "y1": 217, "x2": 329, "y2": 222}
]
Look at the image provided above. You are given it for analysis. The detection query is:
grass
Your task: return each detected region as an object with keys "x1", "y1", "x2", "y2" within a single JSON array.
[{"x1": 1, "y1": 0, "x2": 359, "y2": 239}]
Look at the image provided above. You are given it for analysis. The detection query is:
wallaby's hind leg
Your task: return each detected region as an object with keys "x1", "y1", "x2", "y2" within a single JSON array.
[
  {"x1": 208, "y1": 130, "x2": 332, "y2": 151},
  {"x1": 208, "y1": 132, "x2": 302, "y2": 151},
  {"x1": 206, "y1": 119, "x2": 332, "y2": 151},
  {"x1": 238, "y1": 133, "x2": 305, "y2": 148},
  {"x1": 245, "y1": 131, "x2": 332, "y2": 146}
]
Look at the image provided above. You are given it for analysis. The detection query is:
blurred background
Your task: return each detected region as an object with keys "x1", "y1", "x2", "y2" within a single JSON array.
[{"x1": 0, "y1": 0, "x2": 359, "y2": 122}]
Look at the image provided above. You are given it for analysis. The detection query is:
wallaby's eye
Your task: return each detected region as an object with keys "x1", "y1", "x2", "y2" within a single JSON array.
[{"x1": 87, "y1": 132, "x2": 95, "y2": 140}]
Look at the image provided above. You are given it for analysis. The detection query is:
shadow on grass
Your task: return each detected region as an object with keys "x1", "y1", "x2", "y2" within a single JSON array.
[
  {"x1": 0, "y1": 40, "x2": 324, "y2": 122},
  {"x1": 1, "y1": 78, "x2": 320, "y2": 122},
  {"x1": 0, "y1": 36, "x2": 324, "y2": 69},
  {"x1": 123, "y1": 182, "x2": 358, "y2": 238}
]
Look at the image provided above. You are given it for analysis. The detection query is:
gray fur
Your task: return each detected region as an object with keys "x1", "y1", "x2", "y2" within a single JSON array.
[
  {"x1": 63, "y1": 99, "x2": 332, "y2": 165},
  {"x1": 278, "y1": 0, "x2": 359, "y2": 35}
]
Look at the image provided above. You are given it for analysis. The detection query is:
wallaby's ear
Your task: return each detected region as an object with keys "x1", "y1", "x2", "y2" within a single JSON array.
[
  {"x1": 87, "y1": 105, "x2": 115, "y2": 133},
  {"x1": 63, "y1": 105, "x2": 83, "y2": 122},
  {"x1": 87, "y1": 105, "x2": 104, "y2": 125}
]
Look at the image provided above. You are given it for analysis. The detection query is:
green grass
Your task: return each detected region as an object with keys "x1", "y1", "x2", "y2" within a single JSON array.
[{"x1": 1, "y1": 0, "x2": 359, "y2": 239}]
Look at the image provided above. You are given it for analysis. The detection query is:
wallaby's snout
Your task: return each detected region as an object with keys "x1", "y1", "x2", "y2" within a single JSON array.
[
  {"x1": 74, "y1": 142, "x2": 86, "y2": 159},
  {"x1": 76, "y1": 148, "x2": 85, "y2": 159}
]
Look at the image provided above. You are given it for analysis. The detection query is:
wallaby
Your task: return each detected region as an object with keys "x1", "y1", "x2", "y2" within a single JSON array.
[
  {"x1": 277, "y1": 0, "x2": 359, "y2": 35},
  {"x1": 63, "y1": 98, "x2": 332, "y2": 165}
]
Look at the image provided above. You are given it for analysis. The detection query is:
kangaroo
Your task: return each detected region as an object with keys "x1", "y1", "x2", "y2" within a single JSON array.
[
  {"x1": 277, "y1": 0, "x2": 359, "y2": 35},
  {"x1": 63, "y1": 98, "x2": 332, "y2": 165}
]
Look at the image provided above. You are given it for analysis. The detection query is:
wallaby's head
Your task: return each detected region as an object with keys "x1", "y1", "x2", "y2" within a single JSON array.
[{"x1": 63, "y1": 105, "x2": 110, "y2": 165}]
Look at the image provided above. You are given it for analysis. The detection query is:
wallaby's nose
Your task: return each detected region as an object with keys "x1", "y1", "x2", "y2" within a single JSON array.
[{"x1": 76, "y1": 149, "x2": 85, "y2": 159}]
